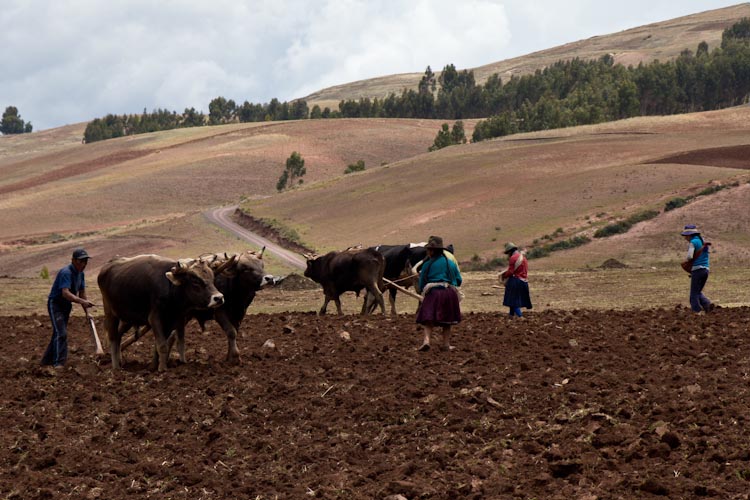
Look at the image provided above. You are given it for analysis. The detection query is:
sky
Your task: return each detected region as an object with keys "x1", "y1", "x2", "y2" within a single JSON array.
[{"x1": 0, "y1": 0, "x2": 744, "y2": 131}]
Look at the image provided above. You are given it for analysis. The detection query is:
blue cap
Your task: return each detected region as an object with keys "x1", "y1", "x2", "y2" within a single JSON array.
[{"x1": 72, "y1": 248, "x2": 90, "y2": 260}]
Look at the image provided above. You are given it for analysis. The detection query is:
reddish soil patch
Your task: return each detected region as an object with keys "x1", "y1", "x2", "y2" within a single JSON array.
[
  {"x1": 3, "y1": 307, "x2": 750, "y2": 498},
  {"x1": 652, "y1": 144, "x2": 750, "y2": 169},
  {"x1": 0, "y1": 150, "x2": 154, "y2": 196}
]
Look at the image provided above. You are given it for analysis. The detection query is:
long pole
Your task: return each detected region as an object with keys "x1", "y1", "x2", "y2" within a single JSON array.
[{"x1": 382, "y1": 277, "x2": 423, "y2": 302}]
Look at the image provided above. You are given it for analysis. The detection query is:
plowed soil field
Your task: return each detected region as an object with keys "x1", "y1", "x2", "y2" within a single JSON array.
[{"x1": 3, "y1": 307, "x2": 750, "y2": 499}]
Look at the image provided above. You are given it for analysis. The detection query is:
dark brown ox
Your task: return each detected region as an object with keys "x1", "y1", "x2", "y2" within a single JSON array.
[
  {"x1": 304, "y1": 248, "x2": 386, "y2": 315},
  {"x1": 97, "y1": 254, "x2": 230, "y2": 371},
  {"x1": 365, "y1": 243, "x2": 457, "y2": 314},
  {"x1": 176, "y1": 249, "x2": 273, "y2": 364},
  {"x1": 365, "y1": 244, "x2": 422, "y2": 315}
]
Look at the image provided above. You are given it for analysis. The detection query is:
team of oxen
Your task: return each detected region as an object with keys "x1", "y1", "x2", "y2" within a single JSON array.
[{"x1": 96, "y1": 242, "x2": 444, "y2": 371}]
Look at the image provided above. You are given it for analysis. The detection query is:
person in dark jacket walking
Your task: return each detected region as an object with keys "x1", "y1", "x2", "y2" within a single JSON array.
[
  {"x1": 500, "y1": 242, "x2": 532, "y2": 318},
  {"x1": 416, "y1": 236, "x2": 462, "y2": 352},
  {"x1": 42, "y1": 248, "x2": 95, "y2": 367}
]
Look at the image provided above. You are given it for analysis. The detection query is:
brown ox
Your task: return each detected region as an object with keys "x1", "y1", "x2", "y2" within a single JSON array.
[
  {"x1": 178, "y1": 249, "x2": 273, "y2": 363},
  {"x1": 97, "y1": 254, "x2": 230, "y2": 371},
  {"x1": 304, "y1": 248, "x2": 386, "y2": 315}
]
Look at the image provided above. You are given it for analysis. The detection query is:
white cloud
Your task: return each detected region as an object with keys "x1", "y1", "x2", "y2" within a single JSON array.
[
  {"x1": 281, "y1": 0, "x2": 511, "y2": 98},
  {"x1": 0, "y1": 0, "x2": 743, "y2": 130}
]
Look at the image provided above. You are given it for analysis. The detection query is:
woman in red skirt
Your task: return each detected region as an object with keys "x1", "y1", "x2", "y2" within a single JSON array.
[{"x1": 416, "y1": 235, "x2": 462, "y2": 352}]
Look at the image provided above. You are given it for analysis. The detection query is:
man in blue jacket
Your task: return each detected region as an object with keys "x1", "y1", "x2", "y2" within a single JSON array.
[
  {"x1": 42, "y1": 248, "x2": 95, "y2": 367},
  {"x1": 681, "y1": 225, "x2": 714, "y2": 314}
]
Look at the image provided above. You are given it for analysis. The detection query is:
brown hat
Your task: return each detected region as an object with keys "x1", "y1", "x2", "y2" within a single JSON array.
[
  {"x1": 425, "y1": 235, "x2": 445, "y2": 249},
  {"x1": 503, "y1": 242, "x2": 518, "y2": 255}
]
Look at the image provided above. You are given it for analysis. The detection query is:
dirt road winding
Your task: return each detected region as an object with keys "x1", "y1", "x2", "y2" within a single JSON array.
[{"x1": 203, "y1": 205, "x2": 306, "y2": 270}]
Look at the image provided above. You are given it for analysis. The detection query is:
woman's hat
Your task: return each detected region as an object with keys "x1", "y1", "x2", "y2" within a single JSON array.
[
  {"x1": 504, "y1": 242, "x2": 518, "y2": 255},
  {"x1": 425, "y1": 235, "x2": 445, "y2": 249},
  {"x1": 681, "y1": 224, "x2": 700, "y2": 236}
]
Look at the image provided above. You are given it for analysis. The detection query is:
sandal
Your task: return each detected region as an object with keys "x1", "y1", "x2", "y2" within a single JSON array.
[{"x1": 417, "y1": 343, "x2": 431, "y2": 352}]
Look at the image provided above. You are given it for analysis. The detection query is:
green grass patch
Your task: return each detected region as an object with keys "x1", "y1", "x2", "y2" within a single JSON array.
[
  {"x1": 664, "y1": 197, "x2": 688, "y2": 211},
  {"x1": 594, "y1": 209, "x2": 660, "y2": 238},
  {"x1": 625, "y1": 209, "x2": 659, "y2": 225},
  {"x1": 258, "y1": 217, "x2": 304, "y2": 246},
  {"x1": 594, "y1": 221, "x2": 632, "y2": 238},
  {"x1": 527, "y1": 235, "x2": 591, "y2": 259}
]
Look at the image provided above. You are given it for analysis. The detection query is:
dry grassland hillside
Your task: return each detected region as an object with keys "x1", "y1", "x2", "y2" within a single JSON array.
[
  {"x1": 0, "y1": 119, "x2": 452, "y2": 278},
  {"x1": 303, "y1": 4, "x2": 750, "y2": 110},
  {"x1": 241, "y1": 106, "x2": 750, "y2": 270}
]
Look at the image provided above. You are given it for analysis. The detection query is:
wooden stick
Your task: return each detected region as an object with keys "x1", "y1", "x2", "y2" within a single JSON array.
[
  {"x1": 87, "y1": 317, "x2": 105, "y2": 356},
  {"x1": 382, "y1": 277, "x2": 423, "y2": 302},
  {"x1": 121, "y1": 325, "x2": 151, "y2": 351}
]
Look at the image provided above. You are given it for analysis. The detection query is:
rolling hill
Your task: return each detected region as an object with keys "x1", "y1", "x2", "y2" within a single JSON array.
[
  {"x1": 0, "y1": 119, "x2": 456, "y2": 277},
  {"x1": 240, "y1": 107, "x2": 750, "y2": 269}
]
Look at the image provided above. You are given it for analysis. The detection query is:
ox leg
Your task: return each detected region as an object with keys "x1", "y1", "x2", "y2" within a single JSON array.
[
  {"x1": 334, "y1": 297, "x2": 344, "y2": 315},
  {"x1": 149, "y1": 315, "x2": 170, "y2": 372},
  {"x1": 363, "y1": 291, "x2": 376, "y2": 314},
  {"x1": 389, "y1": 289, "x2": 398, "y2": 316},
  {"x1": 362, "y1": 290, "x2": 378, "y2": 314},
  {"x1": 365, "y1": 284, "x2": 385, "y2": 315},
  {"x1": 166, "y1": 327, "x2": 185, "y2": 364},
  {"x1": 105, "y1": 315, "x2": 122, "y2": 370},
  {"x1": 319, "y1": 296, "x2": 331, "y2": 315},
  {"x1": 176, "y1": 328, "x2": 186, "y2": 363},
  {"x1": 215, "y1": 311, "x2": 241, "y2": 365}
]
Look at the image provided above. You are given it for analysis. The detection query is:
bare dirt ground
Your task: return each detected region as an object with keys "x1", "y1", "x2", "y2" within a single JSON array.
[{"x1": 3, "y1": 306, "x2": 750, "y2": 499}]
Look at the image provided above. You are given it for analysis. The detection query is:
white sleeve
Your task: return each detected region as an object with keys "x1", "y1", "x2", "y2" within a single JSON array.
[{"x1": 686, "y1": 242, "x2": 695, "y2": 260}]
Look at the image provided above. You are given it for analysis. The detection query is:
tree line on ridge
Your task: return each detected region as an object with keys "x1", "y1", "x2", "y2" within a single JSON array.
[{"x1": 77, "y1": 19, "x2": 750, "y2": 145}]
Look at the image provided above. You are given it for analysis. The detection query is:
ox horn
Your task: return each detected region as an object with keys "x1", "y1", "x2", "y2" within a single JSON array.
[
  {"x1": 411, "y1": 258, "x2": 426, "y2": 275},
  {"x1": 302, "y1": 252, "x2": 316, "y2": 261},
  {"x1": 177, "y1": 258, "x2": 195, "y2": 269},
  {"x1": 197, "y1": 253, "x2": 215, "y2": 263},
  {"x1": 214, "y1": 253, "x2": 238, "y2": 274},
  {"x1": 258, "y1": 246, "x2": 266, "y2": 259}
]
